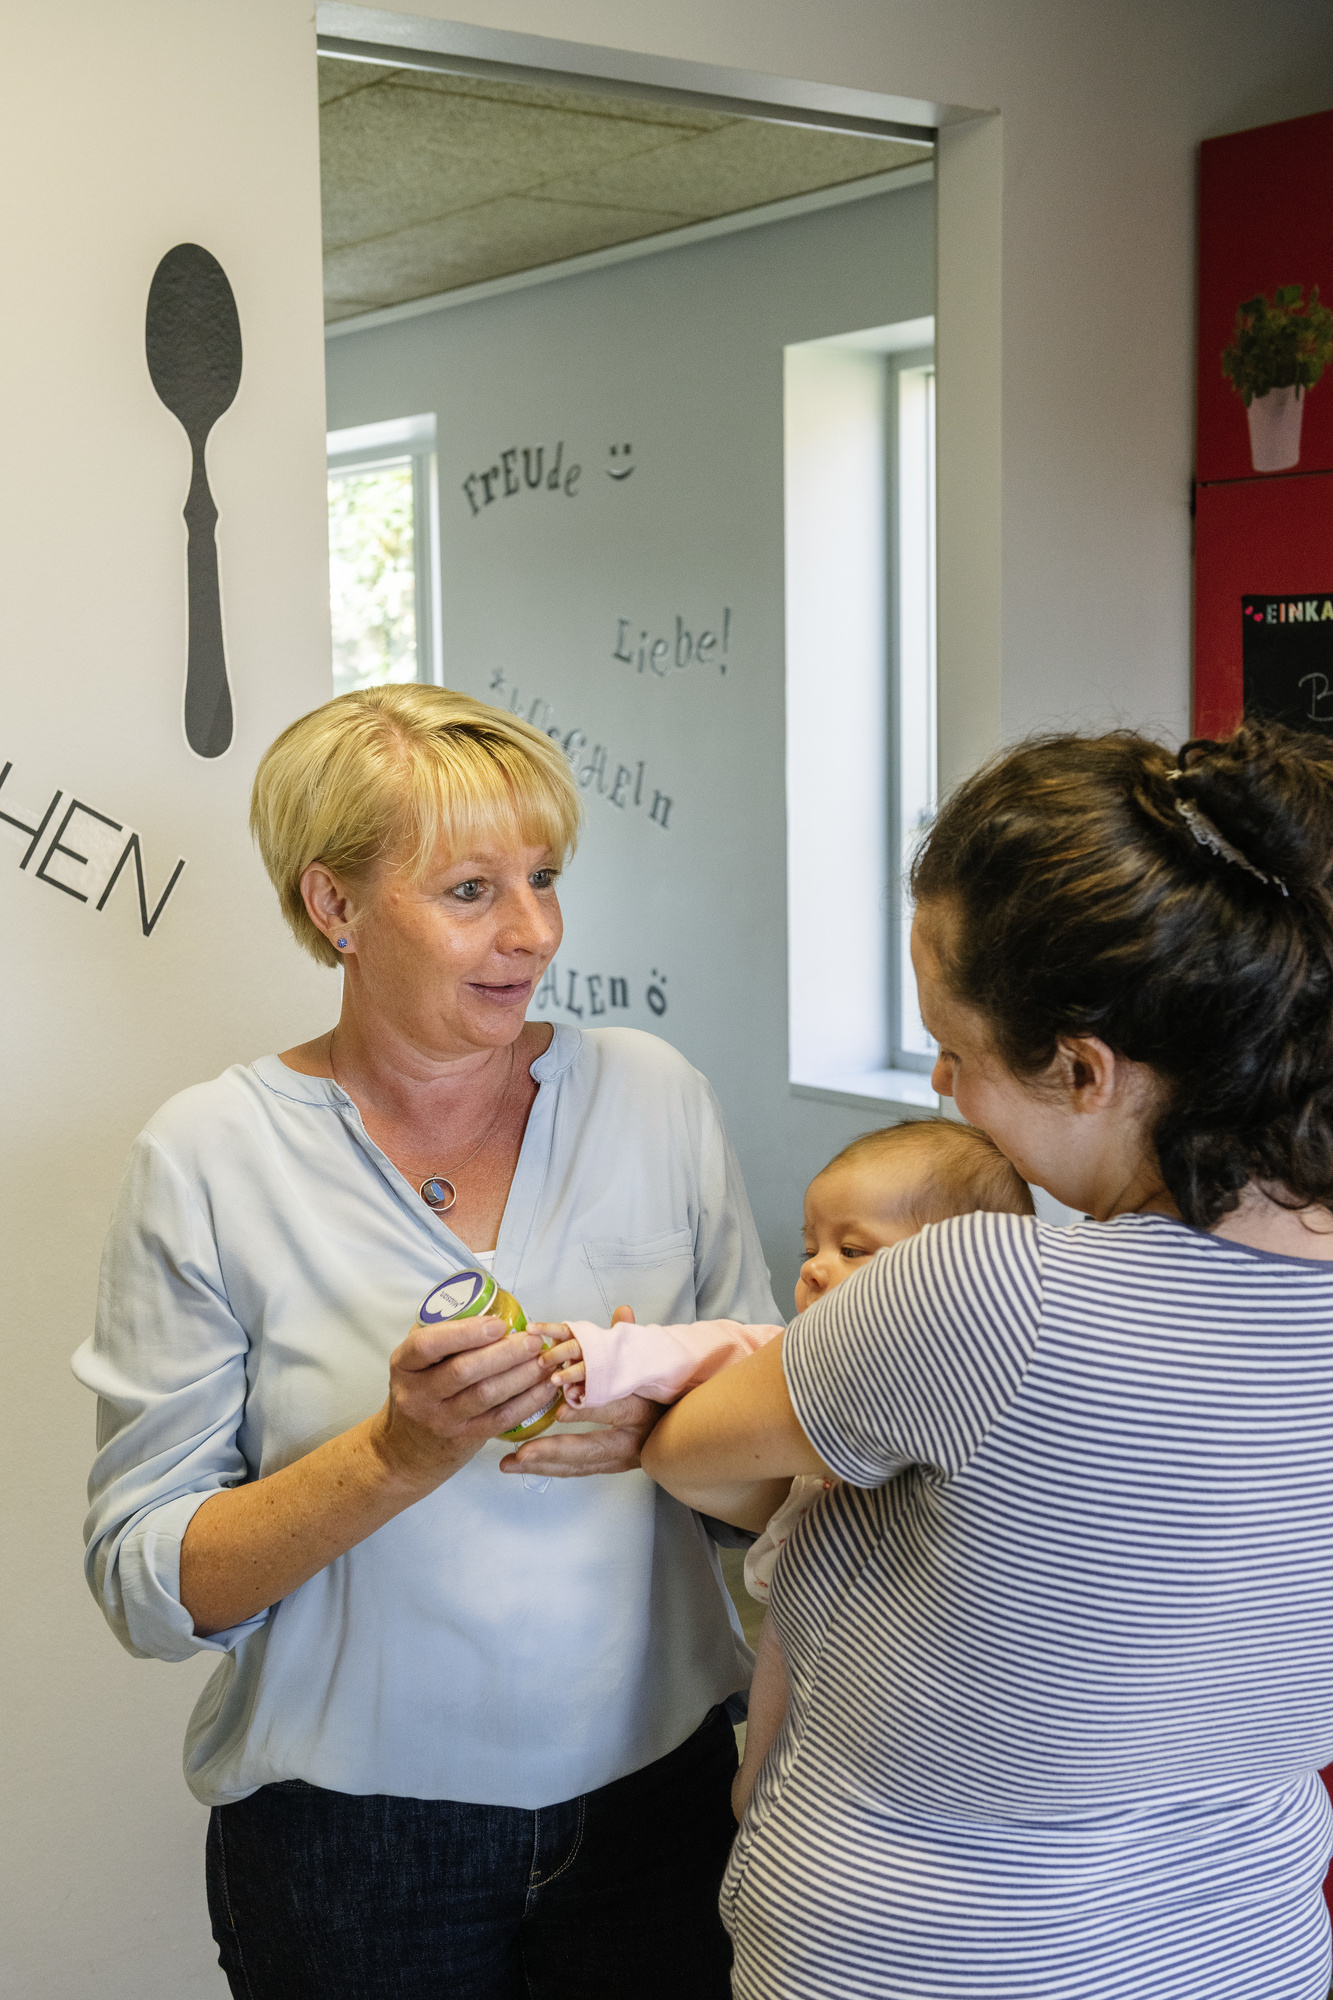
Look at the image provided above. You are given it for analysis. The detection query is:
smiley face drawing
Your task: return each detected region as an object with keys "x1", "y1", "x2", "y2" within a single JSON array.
[{"x1": 606, "y1": 443, "x2": 634, "y2": 481}]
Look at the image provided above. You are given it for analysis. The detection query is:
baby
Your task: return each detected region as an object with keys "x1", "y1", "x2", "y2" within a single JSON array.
[{"x1": 542, "y1": 1117, "x2": 1034, "y2": 1818}]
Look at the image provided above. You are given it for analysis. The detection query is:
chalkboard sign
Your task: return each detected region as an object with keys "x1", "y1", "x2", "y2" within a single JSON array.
[{"x1": 1242, "y1": 593, "x2": 1333, "y2": 735}]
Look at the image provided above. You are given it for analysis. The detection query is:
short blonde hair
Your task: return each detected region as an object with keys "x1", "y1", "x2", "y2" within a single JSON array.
[
  {"x1": 250, "y1": 684, "x2": 583, "y2": 967},
  {"x1": 822, "y1": 1118, "x2": 1035, "y2": 1225}
]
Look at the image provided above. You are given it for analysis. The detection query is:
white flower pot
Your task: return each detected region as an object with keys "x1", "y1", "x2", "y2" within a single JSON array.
[{"x1": 1246, "y1": 382, "x2": 1305, "y2": 472}]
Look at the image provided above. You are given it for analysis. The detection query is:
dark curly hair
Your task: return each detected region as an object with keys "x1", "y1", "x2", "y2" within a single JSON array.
[{"x1": 909, "y1": 720, "x2": 1333, "y2": 1228}]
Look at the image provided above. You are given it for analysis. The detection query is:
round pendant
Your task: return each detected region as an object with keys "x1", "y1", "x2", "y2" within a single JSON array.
[{"x1": 420, "y1": 1175, "x2": 458, "y2": 1214}]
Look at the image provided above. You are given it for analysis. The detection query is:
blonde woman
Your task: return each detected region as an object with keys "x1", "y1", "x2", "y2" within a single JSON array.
[{"x1": 75, "y1": 685, "x2": 776, "y2": 2000}]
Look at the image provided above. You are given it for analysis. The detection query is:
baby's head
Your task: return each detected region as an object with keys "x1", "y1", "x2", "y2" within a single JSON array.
[{"x1": 795, "y1": 1118, "x2": 1035, "y2": 1311}]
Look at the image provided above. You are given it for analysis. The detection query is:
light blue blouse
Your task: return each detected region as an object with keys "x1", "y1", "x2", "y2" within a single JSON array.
[{"x1": 74, "y1": 1025, "x2": 778, "y2": 1809}]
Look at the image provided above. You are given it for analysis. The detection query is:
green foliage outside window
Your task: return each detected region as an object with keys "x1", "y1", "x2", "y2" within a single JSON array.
[
  {"x1": 1221, "y1": 284, "x2": 1333, "y2": 406},
  {"x1": 329, "y1": 461, "x2": 417, "y2": 697}
]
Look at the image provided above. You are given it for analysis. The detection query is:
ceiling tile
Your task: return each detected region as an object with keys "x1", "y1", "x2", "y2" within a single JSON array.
[
  {"x1": 319, "y1": 57, "x2": 396, "y2": 106},
  {"x1": 317, "y1": 56, "x2": 931, "y2": 320},
  {"x1": 321, "y1": 82, "x2": 704, "y2": 250},
  {"x1": 388, "y1": 66, "x2": 732, "y2": 130},
  {"x1": 324, "y1": 195, "x2": 696, "y2": 318},
  {"x1": 530, "y1": 120, "x2": 925, "y2": 221}
]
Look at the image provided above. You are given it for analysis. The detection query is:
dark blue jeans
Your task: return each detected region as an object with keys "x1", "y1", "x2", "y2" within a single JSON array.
[{"x1": 207, "y1": 1705, "x2": 737, "y2": 1999}]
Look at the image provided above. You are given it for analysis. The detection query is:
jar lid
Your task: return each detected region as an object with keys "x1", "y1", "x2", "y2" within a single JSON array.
[{"x1": 417, "y1": 1269, "x2": 498, "y2": 1324}]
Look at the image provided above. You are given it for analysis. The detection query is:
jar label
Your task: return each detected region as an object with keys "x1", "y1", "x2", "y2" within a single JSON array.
[
  {"x1": 417, "y1": 1269, "x2": 496, "y2": 1324},
  {"x1": 512, "y1": 1393, "x2": 560, "y2": 1431}
]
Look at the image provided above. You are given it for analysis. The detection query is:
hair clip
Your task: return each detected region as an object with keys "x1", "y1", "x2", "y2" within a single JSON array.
[{"x1": 1165, "y1": 772, "x2": 1288, "y2": 895}]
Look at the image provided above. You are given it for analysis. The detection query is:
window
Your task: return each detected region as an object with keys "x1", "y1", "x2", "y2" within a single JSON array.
[
  {"x1": 327, "y1": 414, "x2": 440, "y2": 696},
  {"x1": 784, "y1": 318, "x2": 937, "y2": 1114},
  {"x1": 892, "y1": 354, "x2": 937, "y2": 1072}
]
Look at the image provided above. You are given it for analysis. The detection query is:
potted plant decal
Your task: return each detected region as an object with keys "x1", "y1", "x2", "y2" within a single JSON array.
[{"x1": 1221, "y1": 283, "x2": 1333, "y2": 472}]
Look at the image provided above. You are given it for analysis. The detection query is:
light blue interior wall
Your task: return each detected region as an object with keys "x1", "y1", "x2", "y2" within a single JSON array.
[{"x1": 325, "y1": 180, "x2": 933, "y2": 1309}]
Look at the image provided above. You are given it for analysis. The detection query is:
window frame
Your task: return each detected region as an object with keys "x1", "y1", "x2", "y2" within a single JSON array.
[
  {"x1": 784, "y1": 320, "x2": 938, "y2": 1118},
  {"x1": 326, "y1": 412, "x2": 442, "y2": 690},
  {"x1": 888, "y1": 349, "x2": 937, "y2": 1076}
]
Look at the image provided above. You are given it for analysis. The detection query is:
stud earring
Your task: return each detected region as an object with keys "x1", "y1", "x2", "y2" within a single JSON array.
[{"x1": 336, "y1": 937, "x2": 348, "y2": 949}]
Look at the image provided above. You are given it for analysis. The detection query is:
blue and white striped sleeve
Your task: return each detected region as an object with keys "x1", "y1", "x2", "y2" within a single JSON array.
[{"x1": 783, "y1": 1211, "x2": 1044, "y2": 1487}]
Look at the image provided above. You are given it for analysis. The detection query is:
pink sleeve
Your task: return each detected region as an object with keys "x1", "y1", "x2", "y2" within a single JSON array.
[{"x1": 561, "y1": 1318, "x2": 784, "y2": 1409}]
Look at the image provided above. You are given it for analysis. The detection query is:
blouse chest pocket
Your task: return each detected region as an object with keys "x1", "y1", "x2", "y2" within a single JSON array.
[{"x1": 582, "y1": 1226, "x2": 697, "y2": 1325}]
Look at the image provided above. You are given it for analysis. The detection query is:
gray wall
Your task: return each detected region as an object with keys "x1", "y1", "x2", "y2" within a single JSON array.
[{"x1": 326, "y1": 181, "x2": 934, "y2": 1309}]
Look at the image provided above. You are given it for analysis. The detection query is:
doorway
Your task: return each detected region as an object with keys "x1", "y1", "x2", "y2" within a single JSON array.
[{"x1": 315, "y1": 13, "x2": 942, "y2": 1675}]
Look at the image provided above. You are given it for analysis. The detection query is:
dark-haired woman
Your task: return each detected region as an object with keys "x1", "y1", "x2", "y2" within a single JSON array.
[{"x1": 645, "y1": 722, "x2": 1333, "y2": 2000}]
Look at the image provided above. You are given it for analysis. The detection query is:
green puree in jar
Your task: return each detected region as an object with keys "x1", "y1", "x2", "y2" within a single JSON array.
[{"x1": 414, "y1": 1270, "x2": 564, "y2": 1443}]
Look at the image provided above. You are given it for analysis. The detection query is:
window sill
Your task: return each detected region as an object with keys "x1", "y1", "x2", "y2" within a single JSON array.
[{"x1": 790, "y1": 1068, "x2": 939, "y2": 1117}]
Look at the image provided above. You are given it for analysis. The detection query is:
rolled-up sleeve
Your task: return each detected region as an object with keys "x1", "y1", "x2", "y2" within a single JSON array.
[{"x1": 72, "y1": 1134, "x2": 267, "y2": 1661}]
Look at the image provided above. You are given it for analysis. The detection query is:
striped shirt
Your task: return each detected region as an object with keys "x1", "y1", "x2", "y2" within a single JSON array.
[{"x1": 723, "y1": 1210, "x2": 1333, "y2": 1999}]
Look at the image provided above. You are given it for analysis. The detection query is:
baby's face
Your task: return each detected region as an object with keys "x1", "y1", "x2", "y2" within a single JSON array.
[{"x1": 795, "y1": 1162, "x2": 921, "y2": 1312}]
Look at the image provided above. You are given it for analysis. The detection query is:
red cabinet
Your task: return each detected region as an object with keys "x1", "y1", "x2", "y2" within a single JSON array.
[{"x1": 1194, "y1": 108, "x2": 1333, "y2": 739}]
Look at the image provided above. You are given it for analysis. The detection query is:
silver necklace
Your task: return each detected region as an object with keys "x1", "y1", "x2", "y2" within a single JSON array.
[{"x1": 418, "y1": 1043, "x2": 516, "y2": 1216}]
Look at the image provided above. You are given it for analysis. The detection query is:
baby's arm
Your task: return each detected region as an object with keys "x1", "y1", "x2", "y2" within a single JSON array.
[
  {"x1": 544, "y1": 1317, "x2": 784, "y2": 1410},
  {"x1": 732, "y1": 1614, "x2": 789, "y2": 1821}
]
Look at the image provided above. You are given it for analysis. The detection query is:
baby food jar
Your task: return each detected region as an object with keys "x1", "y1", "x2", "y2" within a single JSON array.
[{"x1": 414, "y1": 1269, "x2": 564, "y2": 1443}]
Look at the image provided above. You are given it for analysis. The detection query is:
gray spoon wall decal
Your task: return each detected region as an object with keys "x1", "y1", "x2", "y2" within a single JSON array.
[{"x1": 145, "y1": 243, "x2": 243, "y2": 759}]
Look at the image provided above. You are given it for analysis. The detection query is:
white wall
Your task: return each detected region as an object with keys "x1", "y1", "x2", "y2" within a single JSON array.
[
  {"x1": 0, "y1": 4, "x2": 331, "y2": 1994},
  {"x1": 325, "y1": 184, "x2": 935, "y2": 1308}
]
